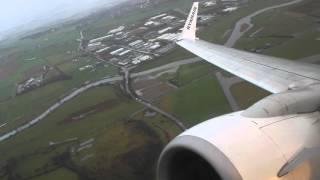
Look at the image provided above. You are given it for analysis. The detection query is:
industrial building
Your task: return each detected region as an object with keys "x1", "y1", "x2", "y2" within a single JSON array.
[{"x1": 80, "y1": 1, "x2": 246, "y2": 68}]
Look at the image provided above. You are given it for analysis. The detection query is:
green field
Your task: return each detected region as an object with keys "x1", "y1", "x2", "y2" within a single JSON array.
[
  {"x1": 0, "y1": 57, "x2": 118, "y2": 134},
  {"x1": 168, "y1": 62, "x2": 220, "y2": 87},
  {"x1": 235, "y1": 0, "x2": 320, "y2": 59},
  {"x1": 156, "y1": 63, "x2": 231, "y2": 127},
  {"x1": 231, "y1": 82, "x2": 270, "y2": 109},
  {"x1": 0, "y1": 85, "x2": 181, "y2": 180}
]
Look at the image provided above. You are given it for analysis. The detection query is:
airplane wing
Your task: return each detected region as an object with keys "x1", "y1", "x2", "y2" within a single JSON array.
[{"x1": 178, "y1": 2, "x2": 320, "y2": 93}]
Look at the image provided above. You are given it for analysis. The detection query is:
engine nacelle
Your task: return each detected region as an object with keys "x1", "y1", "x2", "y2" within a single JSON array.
[
  {"x1": 157, "y1": 133, "x2": 241, "y2": 180},
  {"x1": 157, "y1": 111, "x2": 320, "y2": 180}
]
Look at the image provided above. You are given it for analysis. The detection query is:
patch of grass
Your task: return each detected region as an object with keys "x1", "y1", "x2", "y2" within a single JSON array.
[
  {"x1": 265, "y1": 31, "x2": 320, "y2": 59},
  {"x1": 32, "y1": 168, "x2": 78, "y2": 180},
  {"x1": 231, "y1": 82, "x2": 270, "y2": 109},
  {"x1": 132, "y1": 112, "x2": 182, "y2": 143},
  {"x1": 82, "y1": 120, "x2": 163, "y2": 180},
  {"x1": 169, "y1": 62, "x2": 218, "y2": 87},
  {"x1": 157, "y1": 75, "x2": 231, "y2": 127}
]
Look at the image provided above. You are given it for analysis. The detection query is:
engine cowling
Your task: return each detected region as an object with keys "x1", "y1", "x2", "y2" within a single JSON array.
[{"x1": 157, "y1": 111, "x2": 320, "y2": 180}]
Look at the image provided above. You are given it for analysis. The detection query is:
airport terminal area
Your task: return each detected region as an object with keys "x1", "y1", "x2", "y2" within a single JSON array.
[{"x1": 0, "y1": 0, "x2": 320, "y2": 179}]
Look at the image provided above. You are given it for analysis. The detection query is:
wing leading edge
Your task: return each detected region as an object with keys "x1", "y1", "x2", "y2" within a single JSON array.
[{"x1": 178, "y1": 2, "x2": 320, "y2": 93}]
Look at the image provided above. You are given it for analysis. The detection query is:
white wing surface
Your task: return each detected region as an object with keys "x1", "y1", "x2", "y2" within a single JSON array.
[{"x1": 178, "y1": 2, "x2": 320, "y2": 93}]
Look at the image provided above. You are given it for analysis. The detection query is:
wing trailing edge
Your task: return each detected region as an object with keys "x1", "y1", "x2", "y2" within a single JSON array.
[{"x1": 177, "y1": 2, "x2": 320, "y2": 93}]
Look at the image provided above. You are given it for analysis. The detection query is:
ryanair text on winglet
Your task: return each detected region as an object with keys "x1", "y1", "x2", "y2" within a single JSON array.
[{"x1": 187, "y1": 6, "x2": 197, "y2": 30}]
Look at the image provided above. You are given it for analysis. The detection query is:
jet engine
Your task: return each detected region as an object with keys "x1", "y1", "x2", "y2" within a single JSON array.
[{"x1": 157, "y1": 111, "x2": 320, "y2": 180}]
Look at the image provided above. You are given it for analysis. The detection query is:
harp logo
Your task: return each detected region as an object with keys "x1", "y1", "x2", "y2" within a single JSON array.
[{"x1": 187, "y1": 7, "x2": 197, "y2": 30}]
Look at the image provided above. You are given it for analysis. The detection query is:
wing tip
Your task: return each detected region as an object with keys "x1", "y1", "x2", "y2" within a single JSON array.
[{"x1": 181, "y1": 2, "x2": 199, "y2": 41}]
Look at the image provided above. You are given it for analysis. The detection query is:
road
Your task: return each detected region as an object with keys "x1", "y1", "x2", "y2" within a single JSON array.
[
  {"x1": 131, "y1": 57, "x2": 201, "y2": 78},
  {"x1": 124, "y1": 68, "x2": 186, "y2": 130},
  {"x1": 225, "y1": 0, "x2": 304, "y2": 47},
  {"x1": 0, "y1": 123, "x2": 7, "y2": 129},
  {"x1": 216, "y1": 72, "x2": 243, "y2": 111},
  {"x1": 0, "y1": 76, "x2": 123, "y2": 142}
]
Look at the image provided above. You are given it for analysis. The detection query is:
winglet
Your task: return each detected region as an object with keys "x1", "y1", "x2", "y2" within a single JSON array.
[{"x1": 181, "y1": 2, "x2": 199, "y2": 40}]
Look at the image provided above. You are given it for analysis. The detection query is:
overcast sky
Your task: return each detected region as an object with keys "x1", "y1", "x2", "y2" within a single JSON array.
[{"x1": 0, "y1": 0, "x2": 128, "y2": 38}]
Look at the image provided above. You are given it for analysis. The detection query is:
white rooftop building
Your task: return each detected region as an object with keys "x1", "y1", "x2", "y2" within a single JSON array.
[
  {"x1": 149, "y1": 42, "x2": 161, "y2": 50},
  {"x1": 139, "y1": 55, "x2": 152, "y2": 61},
  {"x1": 96, "y1": 47, "x2": 111, "y2": 53},
  {"x1": 162, "y1": 15, "x2": 176, "y2": 20},
  {"x1": 116, "y1": 32, "x2": 123, "y2": 36},
  {"x1": 157, "y1": 33, "x2": 180, "y2": 41},
  {"x1": 223, "y1": 7, "x2": 238, "y2": 12},
  {"x1": 129, "y1": 40, "x2": 144, "y2": 47},
  {"x1": 145, "y1": 21, "x2": 154, "y2": 26},
  {"x1": 132, "y1": 55, "x2": 152, "y2": 64},
  {"x1": 88, "y1": 42, "x2": 102, "y2": 47},
  {"x1": 89, "y1": 34, "x2": 113, "y2": 43},
  {"x1": 87, "y1": 42, "x2": 105, "y2": 51},
  {"x1": 110, "y1": 48, "x2": 125, "y2": 55},
  {"x1": 132, "y1": 60, "x2": 141, "y2": 65},
  {"x1": 150, "y1": 13, "x2": 167, "y2": 20},
  {"x1": 198, "y1": 15, "x2": 215, "y2": 22},
  {"x1": 144, "y1": 21, "x2": 161, "y2": 26},
  {"x1": 158, "y1": 27, "x2": 173, "y2": 34},
  {"x1": 118, "y1": 50, "x2": 132, "y2": 56},
  {"x1": 79, "y1": 65, "x2": 94, "y2": 71},
  {"x1": 108, "y1": 26, "x2": 125, "y2": 34},
  {"x1": 204, "y1": 1, "x2": 217, "y2": 7}
]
